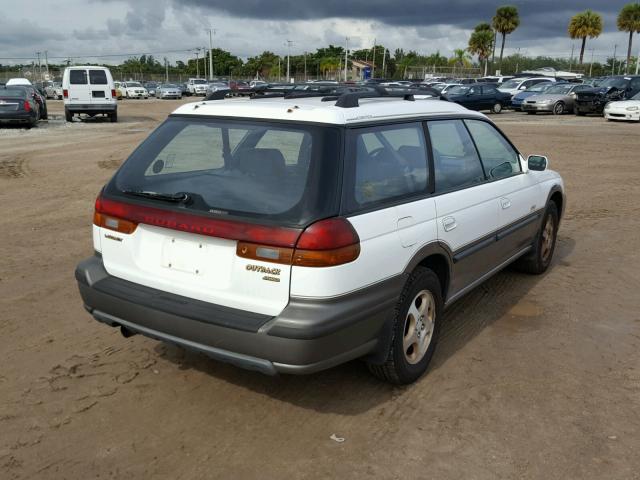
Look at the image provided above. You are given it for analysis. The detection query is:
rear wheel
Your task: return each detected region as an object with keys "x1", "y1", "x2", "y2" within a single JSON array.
[
  {"x1": 491, "y1": 102, "x2": 502, "y2": 114},
  {"x1": 515, "y1": 202, "x2": 559, "y2": 275},
  {"x1": 368, "y1": 267, "x2": 442, "y2": 384},
  {"x1": 110, "y1": 111, "x2": 118, "y2": 123},
  {"x1": 65, "y1": 109, "x2": 73, "y2": 122},
  {"x1": 553, "y1": 102, "x2": 565, "y2": 115}
]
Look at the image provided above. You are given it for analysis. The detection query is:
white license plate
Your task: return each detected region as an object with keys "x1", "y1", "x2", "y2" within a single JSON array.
[{"x1": 161, "y1": 237, "x2": 207, "y2": 275}]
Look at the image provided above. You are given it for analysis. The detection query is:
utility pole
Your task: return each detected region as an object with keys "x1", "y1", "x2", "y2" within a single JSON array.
[
  {"x1": 371, "y1": 38, "x2": 376, "y2": 79},
  {"x1": 208, "y1": 29, "x2": 215, "y2": 80},
  {"x1": 36, "y1": 51, "x2": 41, "y2": 81},
  {"x1": 164, "y1": 57, "x2": 169, "y2": 82},
  {"x1": 278, "y1": 56, "x2": 281, "y2": 82},
  {"x1": 612, "y1": 44, "x2": 617, "y2": 75},
  {"x1": 344, "y1": 37, "x2": 349, "y2": 82},
  {"x1": 286, "y1": 40, "x2": 293, "y2": 82},
  {"x1": 382, "y1": 46, "x2": 386, "y2": 78},
  {"x1": 636, "y1": 44, "x2": 640, "y2": 75},
  {"x1": 304, "y1": 51, "x2": 307, "y2": 82},
  {"x1": 44, "y1": 51, "x2": 49, "y2": 78},
  {"x1": 589, "y1": 49, "x2": 594, "y2": 77},
  {"x1": 515, "y1": 47, "x2": 521, "y2": 73},
  {"x1": 195, "y1": 49, "x2": 200, "y2": 78},
  {"x1": 203, "y1": 46, "x2": 208, "y2": 79}
]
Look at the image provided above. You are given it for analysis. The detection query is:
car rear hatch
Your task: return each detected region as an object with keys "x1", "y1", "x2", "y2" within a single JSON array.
[
  {"x1": 0, "y1": 91, "x2": 24, "y2": 112},
  {"x1": 88, "y1": 69, "x2": 111, "y2": 102},
  {"x1": 96, "y1": 116, "x2": 341, "y2": 316}
]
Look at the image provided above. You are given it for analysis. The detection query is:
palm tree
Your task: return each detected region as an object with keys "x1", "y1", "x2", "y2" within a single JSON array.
[
  {"x1": 617, "y1": 3, "x2": 640, "y2": 74},
  {"x1": 568, "y1": 10, "x2": 604, "y2": 65},
  {"x1": 492, "y1": 5, "x2": 520, "y2": 71},
  {"x1": 468, "y1": 23, "x2": 495, "y2": 76}
]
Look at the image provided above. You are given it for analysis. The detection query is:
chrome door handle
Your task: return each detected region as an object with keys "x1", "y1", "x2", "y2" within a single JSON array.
[
  {"x1": 442, "y1": 216, "x2": 457, "y2": 232},
  {"x1": 500, "y1": 197, "x2": 512, "y2": 209}
]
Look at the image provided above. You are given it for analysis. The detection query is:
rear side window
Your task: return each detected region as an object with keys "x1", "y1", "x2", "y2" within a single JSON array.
[
  {"x1": 89, "y1": 70, "x2": 108, "y2": 85},
  {"x1": 112, "y1": 118, "x2": 340, "y2": 223},
  {"x1": 427, "y1": 120, "x2": 485, "y2": 192},
  {"x1": 348, "y1": 123, "x2": 429, "y2": 208},
  {"x1": 69, "y1": 70, "x2": 88, "y2": 85},
  {"x1": 464, "y1": 120, "x2": 520, "y2": 179}
]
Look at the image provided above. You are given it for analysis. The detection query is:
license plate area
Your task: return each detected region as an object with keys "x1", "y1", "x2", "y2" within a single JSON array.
[
  {"x1": 92, "y1": 91, "x2": 105, "y2": 98},
  {"x1": 161, "y1": 237, "x2": 207, "y2": 275}
]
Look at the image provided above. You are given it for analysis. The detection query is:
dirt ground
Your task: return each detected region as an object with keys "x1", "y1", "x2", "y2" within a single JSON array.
[{"x1": 1, "y1": 98, "x2": 639, "y2": 480}]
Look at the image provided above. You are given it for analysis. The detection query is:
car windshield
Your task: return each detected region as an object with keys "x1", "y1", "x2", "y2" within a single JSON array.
[
  {"x1": 447, "y1": 85, "x2": 470, "y2": 95},
  {"x1": 500, "y1": 79, "x2": 521, "y2": 89},
  {"x1": 111, "y1": 118, "x2": 340, "y2": 224},
  {"x1": 545, "y1": 85, "x2": 573, "y2": 94},
  {"x1": 527, "y1": 83, "x2": 553, "y2": 93},
  {"x1": 193, "y1": 80, "x2": 207, "y2": 84},
  {"x1": 128, "y1": 82, "x2": 142, "y2": 87},
  {"x1": 599, "y1": 77, "x2": 629, "y2": 89},
  {"x1": 161, "y1": 84, "x2": 178, "y2": 88}
]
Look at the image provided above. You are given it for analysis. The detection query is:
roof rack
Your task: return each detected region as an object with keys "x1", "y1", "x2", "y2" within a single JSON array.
[{"x1": 323, "y1": 86, "x2": 434, "y2": 108}]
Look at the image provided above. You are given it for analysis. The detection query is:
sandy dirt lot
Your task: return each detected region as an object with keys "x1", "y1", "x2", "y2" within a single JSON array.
[{"x1": 1, "y1": 98, "x2": 639, "y2": 480}]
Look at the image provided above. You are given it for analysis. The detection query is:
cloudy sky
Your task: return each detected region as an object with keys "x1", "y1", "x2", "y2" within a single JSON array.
[{"x1": 0, "y1": 0, "x2": 635, "y2": 65}]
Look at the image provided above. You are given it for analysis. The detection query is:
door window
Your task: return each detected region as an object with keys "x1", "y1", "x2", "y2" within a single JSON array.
[
  {"x1": 427, "y1": 120, "x2": 485, "y2": 192},
  {"x1": 89, "y1": 70, "x2": 108, "y2": 85},
  {"x1": 69, "y1": 70, "x2": 88, "y2": 85},
  {"x1": 464, "y1": 120, "x2": 520, "y2": 180},
  {"x1": 348, "y1": 123, "x2": 429, "y2": 207}
]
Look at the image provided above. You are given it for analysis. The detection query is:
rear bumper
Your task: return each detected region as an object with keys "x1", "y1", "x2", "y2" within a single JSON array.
[
  {"x1": 0, "y1": 112, "x2": 36, "y2": 123},
  {"x1": 75, "y1": 256, "x2": 402, "y2": 375},
  {"x1": 66, "y1": 104, "x2": 117, "y2": 113}
]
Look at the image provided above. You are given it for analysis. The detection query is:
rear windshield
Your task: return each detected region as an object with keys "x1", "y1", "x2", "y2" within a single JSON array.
[
  {"x1": 0, "y1": 88, "x2": 26, "y2": 98},
  {"x1": 193, "y1": 80, "x2": 207, "y2": 84},
  {"x1": 500, "y1": 79, "x2": 520, "y2": 89},
  {"x1": 108, "y1": 117, "x2": 341, "y2": 226}
]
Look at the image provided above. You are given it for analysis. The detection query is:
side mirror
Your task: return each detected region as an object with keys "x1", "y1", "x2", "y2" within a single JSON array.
[{"x1": 528, "y1": 155, "x2": 548, "y2": 171}]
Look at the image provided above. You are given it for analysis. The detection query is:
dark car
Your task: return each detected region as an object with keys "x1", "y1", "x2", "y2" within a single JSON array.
[
  {"x1": 443, "y1": 83, "x2": 511, "y2": 113},
  {"x1": 6, "y1": 85, "x2": 48, "y2": 120},
  {"x1": 0, "y1": 86, "x2": 39, "y2": 128},
  {"x1": 179, "y1": 83, "x2": 189, "y2": 96},
  {"x1": 144, "y1": 82, "x2": 159, "y2": 97},
  {"x1": 575, "y1": 75, "x2": 640, "y2": 116}
]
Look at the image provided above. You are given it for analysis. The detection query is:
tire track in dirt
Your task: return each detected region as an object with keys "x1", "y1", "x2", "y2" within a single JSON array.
[{"x1": 0, "y1": 155, "x2": 30, "y2": 179}]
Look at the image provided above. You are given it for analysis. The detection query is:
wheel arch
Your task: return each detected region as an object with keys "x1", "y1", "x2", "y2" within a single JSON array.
[{"x1": 546, "y1": 185, "x2": 565, "y2": 220}]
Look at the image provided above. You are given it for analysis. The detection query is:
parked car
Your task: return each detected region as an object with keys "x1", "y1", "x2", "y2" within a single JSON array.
[
  {"x1": 5, "y1": 78, "x2": 32, "y2": 86},
  {"x1": 0, "y1": 85, "x2": 39, "y2": 128},
  {"x1": 575, "y1": 75, "x2": 640, "y2": 116},
  {"x1": 521, "y1": 83, "x2": 593, "y2": 115},
  {"x1": 249, "y1": 80, "x2": 268, "y2": 88},
  {"x1": 156, "y1": 84, "x2": 182, "y2": 99},
  {"x1": 187, "y1": 78, "x2": 209, "y2": 96},
  {"x1": 229, "y1": 80, "x2": 252, "y2": 96},
  {"x1": 145, "y1": 82, "x2": 159, "y2": 97},
  {"x1": 45, "y1": 81, "x2": 63, "y2": 100},
  {"x1": 63, "y1": 66, "x2": 118, "y2": 122},
  {"x1": 604, "y1": 91, "x2": 640, "y2": 121},
  {"x1": 432, "y1": 83, "x2": 462, "y2": 95},
  {"x1": 113, "y1": 82, "x2": 124, "y2": 99},
  {"x1": 179, "y1": 83, "x2": 189, "y2": 96},
  {"x1": 119, "y1": 81, "x2": 149, "y2": 99},
  {"x1": 498, "y1": 77, "x2": 557, "y2": 98},
  {"x1": 510, "y1": 82, "x2": 555, "y2": 111},
  {"x1": 75, "y1": 90, "x2": 564, "y2": 384},
  {"x1": 206, "y1": 81, "x2": 231, "y2": 96},
  {"x1": 443, "y1": 83, "x2": 511, "y2": 113},
  {"x1": 7, "y1": 84, "x2": 48, "y2": 120},
  {"x1": 478, "y1": 75, "x2": 514, "y2": 85}
]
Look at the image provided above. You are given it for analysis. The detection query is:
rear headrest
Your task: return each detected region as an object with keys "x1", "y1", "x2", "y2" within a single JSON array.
[{"x1": 236, "y1": 148, "x2": 286, "y2": 176}]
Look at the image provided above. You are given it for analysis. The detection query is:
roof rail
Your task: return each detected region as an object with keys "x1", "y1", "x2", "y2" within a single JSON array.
[{"x1": 322, "y1": 86, "x2": 431, "y2": 108}]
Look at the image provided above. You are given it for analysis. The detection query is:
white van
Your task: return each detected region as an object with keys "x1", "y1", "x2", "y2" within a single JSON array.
[{"x1": 62, "y1": 66, "x2": 117, "y2": 122}]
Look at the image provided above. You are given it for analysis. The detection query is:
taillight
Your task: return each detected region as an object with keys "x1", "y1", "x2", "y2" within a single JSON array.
[
  {"x1": 111, "y1": 89, "x2": 116, "y2": 98},
  {"x1": 94, "y1": 195, "x2": 137, "y2": 234},
  {"x1": 237, "y1": 217, "x2": 360, "y2": 267},
  {"x1": 23, "y1": 100, "x2": 31, "y2": 112},
  {"x1": 63, "y1": 89, "x2": 68, "y2": 98}
]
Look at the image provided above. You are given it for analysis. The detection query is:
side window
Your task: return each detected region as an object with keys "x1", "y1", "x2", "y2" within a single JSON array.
[
  {"x1": 464, "y1": 120, "x2": 520, "y2": 180},
  {"x1": 427, "y1": 120, "x2": 485, "y2": 192},
  {"x1": 89, "y1": 70, "x2": 108, "y2": 85},
  {"x1": 69, "y1": 70, "x2": 88, "y2": 85},
  {"x1": 629, "y1": 78, "x2": 640, "y2": 92},
  {"x1": 350, "y1": 123, "x2": 429, "y2": 207},
  {"x1": 482, "y1": 86, "x2": 497, "y2": 94}
]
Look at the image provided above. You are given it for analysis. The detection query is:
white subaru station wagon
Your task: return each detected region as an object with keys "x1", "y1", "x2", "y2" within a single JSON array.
[{"x1": 75, "y1": 89, "x2": 565, "y2": 384}]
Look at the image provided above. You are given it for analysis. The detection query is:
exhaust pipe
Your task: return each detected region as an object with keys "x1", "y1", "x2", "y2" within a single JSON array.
[{"x1": 120, "y1": 326, "x2": 137, "y2": 338}]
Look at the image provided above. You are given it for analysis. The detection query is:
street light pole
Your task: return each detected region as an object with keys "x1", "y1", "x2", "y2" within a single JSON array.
[
  {"x1": 636, "y1": 44, "x2": 640, "y2": 75},
  {"x1": 371, "y1": 38, "x2": 376, "y2": 79},
  {"x1": 344, "y1": 37, "x2": 349, "y2": 82},
  {"x1": 589, "y1": 49, "x2": 594, "y2": 77},
  {"x1": 612, "y1": 44, "x2": 617, "y2": 75},
  {"x1": 286, "y1": 40, "x2": 293, "y2": 82},
  {"x1": 208, "y1": 29, "x2": 215, "y2": 80},
  {"x1": 195, "y1": 49, "x2": 200, "y2": 78},
  {"x1": 304, "y1": 51, "x2": 307, "y2": 82}
]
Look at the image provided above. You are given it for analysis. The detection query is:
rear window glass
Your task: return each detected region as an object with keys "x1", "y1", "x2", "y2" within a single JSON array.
[
  {"x1": 0, "y1": 88, "x2": 26, "y2": 98},
  {"x1": 69, "y1": 70, "x2": 88, "y2": 85},
  {"x1": 89, "y1": 70, "x2": 108, "y2": 85},
  {"x1": 111, "y1": 118, "x2": 340, "y2": 223}
]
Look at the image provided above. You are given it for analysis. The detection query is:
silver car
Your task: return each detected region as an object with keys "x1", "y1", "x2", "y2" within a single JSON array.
[
  {"x1": 157, "y1": 84, "x2": 182, "y2": 99},
  {"x1": 522, "y1": 83, "x2": 593, "y2": 115}
]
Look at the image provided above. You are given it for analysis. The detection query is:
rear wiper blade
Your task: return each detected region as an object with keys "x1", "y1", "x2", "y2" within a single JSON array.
[{"x1": 122, "y1": 189, "x2": 190, "y2": 203}]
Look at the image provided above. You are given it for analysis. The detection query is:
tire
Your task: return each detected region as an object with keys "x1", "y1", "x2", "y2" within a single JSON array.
[
  {"x1": 553, "y1": 102, "x2": 565, "y2": 115},
  {"x1": 491, "y1": 102, "x2": 502, "y2": 114},
  {"x1": 110, "y1": 111, "x2": 118, "y2": 123},
  {"x1": 515, "y1": 202, "x2": 559, "y2": 275},
  {"x1": 65, "y1": 109, "x2": 73, "y2": 122},
  {"x1": 368, "y1": 267, "x2": 443, "y2": 384}
]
